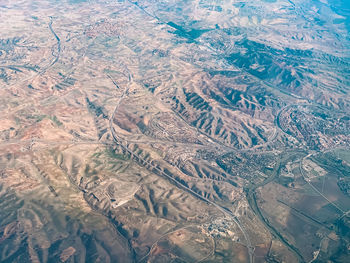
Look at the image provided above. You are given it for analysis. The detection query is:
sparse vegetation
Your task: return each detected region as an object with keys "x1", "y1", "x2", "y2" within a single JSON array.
[{"x1": 0, "y1": 0, "x2": 349, "y2": 262}]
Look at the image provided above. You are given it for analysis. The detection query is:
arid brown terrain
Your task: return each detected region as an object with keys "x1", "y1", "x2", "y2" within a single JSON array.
[{"x1": 0, "y1": 0, "x2": 349, "y2": 262}]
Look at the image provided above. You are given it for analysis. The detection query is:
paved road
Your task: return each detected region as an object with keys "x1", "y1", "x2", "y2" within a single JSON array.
[
  {"x1": 109, "y1": 84, "x2": 255, "y2": 263},
  {"x1": 0, "y1": 138, "x2": 114, "y2": 148}
]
